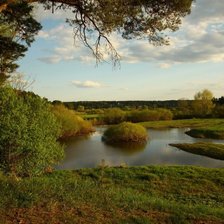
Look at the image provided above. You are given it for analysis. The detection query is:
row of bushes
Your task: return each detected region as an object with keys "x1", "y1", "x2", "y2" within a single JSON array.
[
  {"x1": 103, "y1": 108, "x2": 173, "y2": 124},
  {"x1": 173, "y1": 105, "x2": 224, "y2": 119}
]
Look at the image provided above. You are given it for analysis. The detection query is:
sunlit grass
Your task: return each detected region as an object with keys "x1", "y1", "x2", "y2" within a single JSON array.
[{"x1": 140, "y1": 118, "x2": 224, "y2": 129}]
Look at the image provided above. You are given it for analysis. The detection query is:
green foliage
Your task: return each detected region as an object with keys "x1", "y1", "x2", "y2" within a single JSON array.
[
  {"x1": 127, "y1": 109, "x2": 173, "y2": 123},
  {"x1": 0, "y1": 86, "x2": 64, "y2": 177},
  {"x1": 103, "y1": 122, "x2": 148, "y2": 143},
  {"x1": 52, "y1": 104, "x2": 93, "y2": 139},
  {"x1": 213, "y1": 105, "x2": 224, "y2": 118},
  {"x1": 0, "y1": 2, "x2": 41, "y2": 83},
  {"x1": 170, "y1": 142, "x2": 224, "y2": 160},
  {"x1": 103, "y1": 108, "x2": 126, "y2": 124},
  {"x1": 194, "y1": 89, "x2": 213, "y2": 101}
]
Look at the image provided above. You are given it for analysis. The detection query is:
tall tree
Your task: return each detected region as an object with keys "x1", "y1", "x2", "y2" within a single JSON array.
[
  {"x1": 0, "y1": 1, "x2": 41, "y2": 84},
  {"x1": 192, "y1": 89, "x2": 214, "y2": 117}
]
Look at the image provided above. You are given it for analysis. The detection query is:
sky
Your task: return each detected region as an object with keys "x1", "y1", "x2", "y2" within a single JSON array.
[{"x1": 18, "y1": 0, "x2": 224, "y2": 102}]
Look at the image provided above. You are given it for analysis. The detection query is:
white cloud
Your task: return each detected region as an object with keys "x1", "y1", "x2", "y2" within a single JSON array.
[
  {"x1": 159, "y1": 63, "x2": 171, "y2": 69},
  {"x1": 71, "y1": 80, "x2": 105, "y2": 88}
]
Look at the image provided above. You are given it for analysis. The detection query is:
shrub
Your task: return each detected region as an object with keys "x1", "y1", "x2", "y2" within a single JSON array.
[
  {"x1": 52, "y1": 104, "x2": 93, "y2": 138},
  {"x1": 103, "y1": 108, "x2": 126, "y2": 124},
  {"x1": 102, "y1": 122, "x2": 148, "y2": 143},
  {"x1": 127, "y1": 109, "x2": 173, "y2": 122},
  {"x1": 0, "y1": 87, "x2": 64, "y2": 177}
]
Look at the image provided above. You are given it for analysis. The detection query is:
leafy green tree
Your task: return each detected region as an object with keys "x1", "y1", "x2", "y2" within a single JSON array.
[
  {"x1": 192, "y1": 89, "x2": 214, "y2": 117},
  {"x1": 0, "y1": 86, "x2": 64, "y2": 177}
]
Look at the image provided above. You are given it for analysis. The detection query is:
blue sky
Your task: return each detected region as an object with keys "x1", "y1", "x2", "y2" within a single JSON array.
[{"x1": 18, "y1": 0, "x2": 224, "y2": 101}]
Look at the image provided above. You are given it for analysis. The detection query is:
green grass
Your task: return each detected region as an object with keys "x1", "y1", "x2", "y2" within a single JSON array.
[
  {"x1": 140, "y1": 119, "x2": 224, "y2": 139},
  {"x1": 140, "y1": 118, "x2": 224, "y2": 129},
  {"x1": 186, "y1": 127, "x2": 224, "y2": 139},
  {"x1": 1, "y1": 166, "x2": 224, "y2": 223},
  {"x1": 170, "y1": 142, "x2": 224, "y2": 160}
]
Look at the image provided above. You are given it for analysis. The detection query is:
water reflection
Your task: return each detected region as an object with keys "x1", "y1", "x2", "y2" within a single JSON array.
[
  {"x1": 57, "y1": 127, "x2": 224, "y2": 170},
  {"x1": 104, "y1": 141, "x2": 147, "y2": 155}
]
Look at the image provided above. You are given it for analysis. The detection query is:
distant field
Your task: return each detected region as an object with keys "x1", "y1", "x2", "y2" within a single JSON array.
[
  {"x1": 140, "y1": 118, "x2": 224, "y2": 129},
  {"x1": 1, "y1": 166, "x2": 224, "y2": 223}
]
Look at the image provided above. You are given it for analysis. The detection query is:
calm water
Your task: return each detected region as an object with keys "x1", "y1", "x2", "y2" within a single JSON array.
[{"x1": 57, "y1": 127, "x2": 224, "y2": 170}]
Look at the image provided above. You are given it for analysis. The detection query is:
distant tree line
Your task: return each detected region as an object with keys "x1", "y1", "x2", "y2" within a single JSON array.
[
  {"x1": 55, "y1": 100, "x2": 183, "y2": 110},
  {"x1": 54, "y1": 97, "x2": 224, "y2": 111},
  {"x1": 52, "y1": 91, "x2": 224, "y2": 122}
]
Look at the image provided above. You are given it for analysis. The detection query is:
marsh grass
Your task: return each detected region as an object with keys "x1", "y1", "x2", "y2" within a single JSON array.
[
  {"x1": 186, "y1": 128, "x2": 224, "y2": 139},
  {"x1": 170, "y1": 142, "x2": 224, "y2": 160},
  {"x1": 140, "y1": 119, "x2": 224, "y2": 129}
]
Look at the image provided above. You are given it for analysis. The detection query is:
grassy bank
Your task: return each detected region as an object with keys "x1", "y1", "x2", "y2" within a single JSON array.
[
  {"x1": 140, "y1": 118, "x2": 224, "y2": 129},
  {"x1": 170, "y1": 142, "x2": 224, "y2": 160},
  {"x1": 1, "y1": 166, "x2": 224, "y2": 223},
  {"x1": 186, "y1": 127, "x2": 224, "y2": 139},
  {"x1": 140, "y1": 119, "x2": 224, "y2": 139}
]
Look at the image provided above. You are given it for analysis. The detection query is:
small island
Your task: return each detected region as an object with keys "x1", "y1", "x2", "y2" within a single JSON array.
[{"x1": 102, "y1": 122, "x2": 148, "y2": 144}]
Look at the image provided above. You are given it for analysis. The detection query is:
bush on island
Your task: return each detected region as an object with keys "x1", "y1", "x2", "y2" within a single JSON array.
[{"x1": 102, "y1": 122, "x2": 148, "y2": 143}]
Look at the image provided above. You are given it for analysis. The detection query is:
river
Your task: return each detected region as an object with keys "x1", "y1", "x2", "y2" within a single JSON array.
[{"x1": 57, "y1": 127, "x2": 224, "y2": 169}]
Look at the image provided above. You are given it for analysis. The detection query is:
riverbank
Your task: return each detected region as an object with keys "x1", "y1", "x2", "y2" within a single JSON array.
[
  {"x1": 140, "y1": 118, "x2": 224, "y2": 129},
  {"x1": 170, "y1": 142, "x2": 224, "y2": 160},
  {"x1": 1, "y1": 166, "x2": 224, "y2": 223}
]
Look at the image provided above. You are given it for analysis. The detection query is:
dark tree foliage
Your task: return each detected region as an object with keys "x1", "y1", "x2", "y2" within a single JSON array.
[
  {"x1": 0, "y1": 1, "x2": 41, "y2": 83},
  {"x1": 1, "y1": 0, "x2": 194, "y2": 67},
  {"x1": 214, "y1": 96, "x2": 224, "y2": 105}
]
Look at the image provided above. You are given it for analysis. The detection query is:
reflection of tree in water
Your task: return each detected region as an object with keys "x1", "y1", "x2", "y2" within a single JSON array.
[
  {"x1": 104, "y1": 141, "x2": 147, "y2": 155},
  {"x1": 60, "y1": 134, "x2": 91, "y2": 147}
]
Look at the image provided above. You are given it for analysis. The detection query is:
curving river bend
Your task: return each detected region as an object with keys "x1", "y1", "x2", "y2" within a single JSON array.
[{"x1": 57, "y1": 127, "x2": 224, "y2": 170}]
